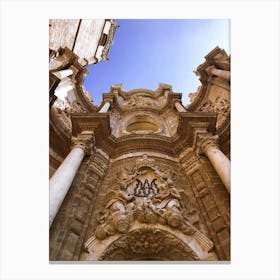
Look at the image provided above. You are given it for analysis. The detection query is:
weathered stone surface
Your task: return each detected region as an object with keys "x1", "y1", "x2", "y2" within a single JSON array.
[{"x1": 49, "y1": 39, "x2": 230, "y2": 261}]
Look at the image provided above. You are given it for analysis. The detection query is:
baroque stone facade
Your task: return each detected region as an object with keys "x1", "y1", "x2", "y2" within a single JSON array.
[{"x1": 49, "y1": 22, "x2": 230, "y2": 261}]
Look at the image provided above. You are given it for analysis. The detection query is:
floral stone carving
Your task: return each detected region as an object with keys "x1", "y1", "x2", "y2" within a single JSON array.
[{"x1": 94, "y1": 161, "x2": 200, "y2": 241}]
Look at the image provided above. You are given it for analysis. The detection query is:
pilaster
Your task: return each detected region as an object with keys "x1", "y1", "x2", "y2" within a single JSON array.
[{"x1": 179, "y1": 147, "x2": 230, "y2": 260}]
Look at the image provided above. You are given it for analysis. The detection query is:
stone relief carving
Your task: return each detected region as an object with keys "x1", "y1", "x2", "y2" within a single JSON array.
[
  {"x1": 93, "y1": 156, "x2": 201, "y2": 241},
  {"x1": 198, "y1": 96, "x2": 230, "y2": 129},
  {"x1": 122, "y1": 94, "x2": 158, "y2": 109},
  {"x1": 98, "y1": 228, "x2": 199, "y2": 260}
]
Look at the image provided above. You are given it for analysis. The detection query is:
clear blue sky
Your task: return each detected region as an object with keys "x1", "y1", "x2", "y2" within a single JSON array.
[{"x1": 83, "y1": 19, "x2": 230, "y2": 106}]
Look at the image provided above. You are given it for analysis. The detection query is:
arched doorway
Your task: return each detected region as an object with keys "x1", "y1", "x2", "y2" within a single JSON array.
[{"x1": 94, "y1": 228, "x2": 200, "y2": 261}]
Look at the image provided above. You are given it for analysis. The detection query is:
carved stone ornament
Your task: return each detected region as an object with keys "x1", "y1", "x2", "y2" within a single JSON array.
[
  {"x1": 98, "y1": 228, "x2": 199, "y2": 261},
  {"x1": 93, "y1": 156, "x2": 202, "y2": 241},
  {"x1": 198, "y1": 96, "x2": 230, "y2": 129},
  {"x1": 197, "y1": 134, "x2": 219, "y2": 155},
  {"x1": 71, "y1": 133, "x2": 94, "y2": 155},
  {"x1": 122, "y1": 94, "x2": 158, "y2": 109}
]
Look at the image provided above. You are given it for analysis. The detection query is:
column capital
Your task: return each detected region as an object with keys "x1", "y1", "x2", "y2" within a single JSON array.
[
  {"x1": 71, "y1": 132, "x2": 94, "y2": 156},
  {"x1": 195, "y1": 134, "x2": 219, "y2": 155}
]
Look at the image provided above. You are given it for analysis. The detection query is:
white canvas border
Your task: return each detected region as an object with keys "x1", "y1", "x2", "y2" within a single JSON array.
[{"x1": 0, "y1": 0, "x2": 279, "y2": 279}]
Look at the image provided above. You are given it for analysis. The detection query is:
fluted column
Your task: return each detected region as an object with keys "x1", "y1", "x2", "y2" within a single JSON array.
[
  {"x1": 98, "y1": 101, "x2": 111, "y2": 113},
  {"x1": 197, "y1": 134, "x2": 230, "y2": 193},
  {"x1": 49, "y1": 132, "x2": 93, "y2": 227},
  {"x1": 206, "y1": 65, "x2": 230, "y2": 81},
  {"x1": 174, "y1": 101, "x2": 187, "y2": 112}
]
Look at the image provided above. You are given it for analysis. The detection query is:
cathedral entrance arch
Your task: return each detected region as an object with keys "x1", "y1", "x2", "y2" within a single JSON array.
[{"x1": 97, "y1": 228, "x2": 199, "y2": 261}]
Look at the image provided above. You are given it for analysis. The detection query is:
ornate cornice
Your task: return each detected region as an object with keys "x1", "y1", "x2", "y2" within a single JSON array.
[{"x1": 71, "y1": 112, "x2": 217, "y2": 158}]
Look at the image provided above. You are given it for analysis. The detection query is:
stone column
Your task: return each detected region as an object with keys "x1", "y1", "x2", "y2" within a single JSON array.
[
  {"x1": 197, "y1": 134, "x2": 230, "y2": 193},
  {"x1": 175, "y1": 101, "x2": 187, "y2": 112},
  {"x1": 98, "y1": 101, "x2": 111, "y2": 113},
  {"x1": 49, "y1": 132, "x2": 93, "y2": 227},
  {"x1": 53, "y1": 66, "x2": 78, "y2": 80},
  {"x1": 206, "y1": 65, "x2": 230, "y2": 81},
  {"x1": 53, "y1": 68, "x2": 73, "y2": 79}
]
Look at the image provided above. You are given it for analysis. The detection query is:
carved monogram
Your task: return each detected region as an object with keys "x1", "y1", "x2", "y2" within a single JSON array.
[
  {"x1": 93, "y1": 157, "x2": 200, "y2": 241},
  {"x1": 134, "y1": 178, "x2": 159, "y2": 197}
]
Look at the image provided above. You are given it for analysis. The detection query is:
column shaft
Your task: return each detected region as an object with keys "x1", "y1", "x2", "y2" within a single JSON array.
[
  {"x1": 175, "y1": 101, "x2": 187, "y2": 112},
  {"x1": 49, "y1": 146, "x2": 85, "y2": 227},
  {"x1": 98, "y1": 101, "x2": 111, "y2": 112},
  {"x1": 205, "y1": 146, "x2": 230, "y2": 192}
]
